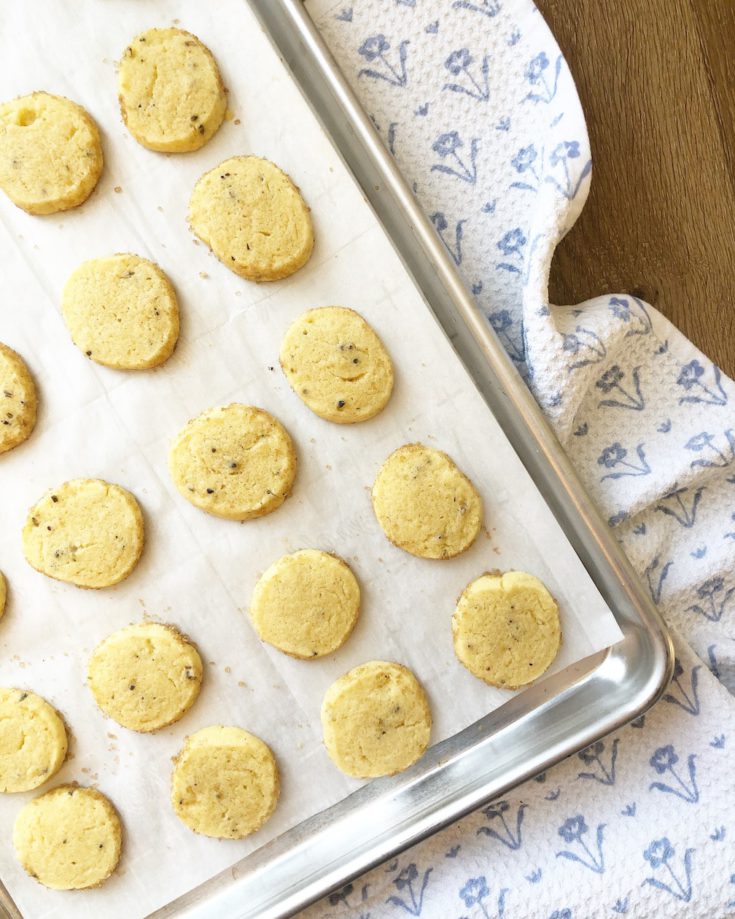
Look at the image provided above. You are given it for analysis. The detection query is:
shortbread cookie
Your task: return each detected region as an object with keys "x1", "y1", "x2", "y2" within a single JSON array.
[
  {"x1": 0, "y1": 571, "x2": 5, "y2": 619},
  {"x1": 0, "y1": 343, "x2": 37, "y2": 454},
  {"x1": 171, "y1": 725, "x2": 279, "y2": 839},
  {"x1": 88, "y1": 622, "x2": 203, "y2": 732},
  {"x1": 13, "y1": 785, "x2": 122, "y2": 889},
  {"x1": 118, "y1": 28, "x2": 226, "y2": 153},
  {"x1": 22, "y1": 478, "x2": 144, "y2": 589},
  {"x1": 0, "y1": 688, "x2": 67, "y2": 793},
  {"x1": 189, "y1": 156, "x2": 314, "y2": 281},
  {"x1": 321, "y1": 661, "x2": 431, "y2": 778},
  {"x1": 280, "y1": 307, "x2": 394, "y2": 424},
  {"x1": 61, "y1": 253, "x2": 179, "y2": 370},
  {"x1": 452, "y1": 570, "x2": 561, "y2": 689},
  {"x1": 0, "y1": 92, "x2": 103, "y2": 215},
  {"x1": 169, "y1": 403, "x2": 296, "y2": 520},
  {"x1": 372, "y1": 443, "x2": 482, "y2": 559},
  {"x1": 250, "y1": 549, "x2": 360, "y2": 658}
]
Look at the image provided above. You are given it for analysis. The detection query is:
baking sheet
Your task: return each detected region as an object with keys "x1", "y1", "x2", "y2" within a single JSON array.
[{"x1": 0, "y1": 1, "x2": 622, "y2": 916}]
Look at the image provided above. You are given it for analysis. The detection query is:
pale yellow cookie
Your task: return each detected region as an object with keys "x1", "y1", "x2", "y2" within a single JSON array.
[
  {"x1": 13, "y1": 785, "x2": 122, "y2": 890},
  {"x1": 0, "y1": 688, "x2": 67, "y2": 793},
  {"x1": 0, "y1": 571, "x2": 5, "y2": 619},
  {"x1": 0, "y1": 92, "x2": 103, "y2": 215},
  {"x1": 171, "y1": 725, "x2": 279, "y2": 839},
  {"x1": 452, "y1": 570, "x2": 561, "y2": 689},
  {"x1": 250, "y1": 549, "x2": 360, "y2": 659},
  {"x1": 61, "y1": 253, "x2": 179, "y2": 370},
  {"x1": 88, "y1": 622, "x2": 203, "y2": 732},
  {"x1": 372, "y1": 443, "x2": 482, "y2": 559},
  {"x1": 0, "y1": 342, "x2": 37, "y2": 455},
  {"x1": 169, "y1": 403, "x2": 297, "y2": 520},
  {"x1": 118, "y1": 28, "x2": 226, "y2": 153},
  {"x1": 280, "y1": 307, "x2": 394, "y2": 424},
  {"x1": 22, "y1": 478, "x2": 144, "y2": 589},
  {"x1": 189, "y1": 155, "x2": 314, "y2": 281},
  {"x1": 321, "y1": 661, "x2": 431, "y2": 778}
]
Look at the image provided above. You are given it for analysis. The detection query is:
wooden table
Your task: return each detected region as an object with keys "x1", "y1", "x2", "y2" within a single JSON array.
[{"x1": 535, "y1": 0, "x2": 735, "y2": 376}]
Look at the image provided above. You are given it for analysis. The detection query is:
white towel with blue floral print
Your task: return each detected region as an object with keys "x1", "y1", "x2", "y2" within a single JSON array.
[{"x1": 300, "y1": 1, "x2": 735, "y2": 917}]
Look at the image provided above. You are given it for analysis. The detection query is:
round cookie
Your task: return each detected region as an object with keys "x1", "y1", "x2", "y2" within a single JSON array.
[
  {"x1": 321, "y1": 661, "x2": 431, "y2": 778},
  {"x1": 88, "y1": 622, "x2": 203, "y2": 732},
  {"x1": 22, "y1": 478, "x2": 144, "y2": 589},
  {"x1": 452, "y1": 570, "x2": 562, "y2": 689},
  {"x1": 250, "y1": 549, "x2": 360, "y2": 658},
  {"x1": 280, "y1": 307, "x2": 394, "y2": 424},
  {"x1": 0, "y1": 343, "x2": 37, "y2": 455},
  {"x1": 118, "y1": 28, "x2": 226, "y2": 153},
  {"x1": 169, "y1": 403, "x2": 296, "y2": 520},
  {"x1": 0, "y1": 571, "x2": 5, "y2": 619},
  {"x1": 13, "y1": 785, "x2": 122, "y2": 890},
  {"x1": 0, "y1": 688, "x2": 67, "y2": 793},
  {"x1": 171, "y1": 725, "x2": 279, "y2": 839},
  {"x1": 189, "y1": 155, "x2": 314, "y2": 282},
  {"x1": 372, "y1": 443, "x2": 482, "y2": 559},
  {"x1": 0, "y1": 92, "x2": 103, "y2": 215},
  {"x1": 61, "y1": 253, "x2": 180, "y2": 370}
]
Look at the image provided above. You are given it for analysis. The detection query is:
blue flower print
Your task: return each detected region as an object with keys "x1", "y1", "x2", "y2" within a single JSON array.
[
  {"x1": 644, "y1": 555, "x2": 673, "y2": 605},
  {"x1": 496, "y1": 227, "x2": 527, "y2": 275},
  {"x1": 512, "y1": 144, "x2": 537, "y2": 173},
  {"x1": 386, "y1": 863, "x2": 432, "y2": 915},
  {"x1": 359, "y1": 34, "x2": 389, "y2": 61},
  {"x1": 662, "y1": 660, "x2": 701, "y2": 715},
  {"x1": 488, "y1": 310, "x2": 525, "y2": 363},
  {"x1": 550, "y1": 140, "x2": 579, "y2": 165},
  {"x1": 358, "y1": 35, "x2": 409, "y2": 86},
  {"x1": 498, "y1": 227, "x2": 526, "y2": 256},
  {"x1": 524, "y1": 52, "x2": 562, "y2": 103},
  {"x1": 645, "y1": 837, "x2": 675, "y2": 870},
  {"x1": 459, "y1": 875, "x2": 507, "y2": 919},
  {"x1": 510, "y1": 144, "x2": 543, "y2": 192},
  {"x1": 556, "y1": 815, "x2": 606, "y2": 873},
  {"x1": 685, "y1": 429, "x2": 735, "y2": 468},
  {"x1": 452, "y1": 0, "x2": 502, "y2": 18},
  {"x1": 596, "y1": 442, "x2": 651, "y2": 481},
  {"x1": 596, "y1": 365, "x2": 645, "y2": 410},
  {"x1": 329, "y1": 883, "x2": 354, "y2": 907},
  {"x1": 676, "y1": 359, "x2": 728, "y2": 406},
  {"x1": 649, "y1": 745, "x2": 699, "y2": 803},
  {"x1": 460, "y1": 875, "x2": 489, "y2": 907},
  {"x1": 607, "y1": 296, "x2": 653, "y2": 336},
  {"x1": 526, "y1": 52, "x2": 549, "y2": 83},
  {"x1": 654, "y1": 484, "x2": 704, "y2": 528},
  {"x1": 687, "y1": 576, "x2": 734, "y2": 623},
  {"x1": 562, "y1": 326, "x2": 607, "y2": 370},
  {"x1": 643, "y1": 838, "x2": 694, "y2": 902},
  {"x1": 446, "y1": 48, "x2": 472, "y2": 75},
  {"x1": 477, "y1": 799, "x2": 526, "y2": 849},
  {"x1": 444, "y1": 48, "x2": 490, "y2": 101},
  {"x1": 549, "y1": 911, "x2": 572, "y2": 919},
  {"x1": 545, "y1": 140, "x2": 591, "y2": 200},
  {"x1": 430, "y1": 212, "x2": 466, "y2": 265},
  {"x1": 577, "y1": 739, "x2": 618, "y2": 785},
  {"x1": 431, "y1": 131, "x2": 479, "y2": 183}
]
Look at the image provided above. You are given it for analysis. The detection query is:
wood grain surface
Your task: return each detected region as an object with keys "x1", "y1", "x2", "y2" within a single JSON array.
[{"x1": 535, "y1": 0, "x2": 735, "y2": 375}]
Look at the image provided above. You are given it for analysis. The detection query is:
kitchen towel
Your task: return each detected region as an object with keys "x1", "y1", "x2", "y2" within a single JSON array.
[{"x1": 302, "y1": 0, "x2": 735, "y2": 916}]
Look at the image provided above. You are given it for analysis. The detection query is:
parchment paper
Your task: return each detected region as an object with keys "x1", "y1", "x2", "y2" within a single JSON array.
[{"x1": 0, "y1": 1, "x2": 622, "y2": 916}]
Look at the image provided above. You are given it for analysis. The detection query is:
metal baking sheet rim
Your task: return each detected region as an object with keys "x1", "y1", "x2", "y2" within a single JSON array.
[{"x1": 0, "y1": 2, "x2": 674, "y2": 918}]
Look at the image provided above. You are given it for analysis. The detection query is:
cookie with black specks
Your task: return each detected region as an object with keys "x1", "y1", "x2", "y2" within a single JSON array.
[
  {"x1": 0, "y1": 92, "x2": 103, "y2": 214},
  {"x1": 118, "y1": 28, "x2": 226, "y2": 153},
  {"x1": 0, "y1": 343, "x2": 37, "y2": 455}
]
